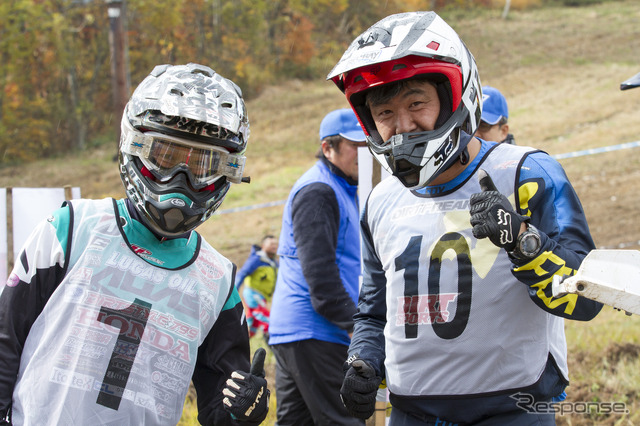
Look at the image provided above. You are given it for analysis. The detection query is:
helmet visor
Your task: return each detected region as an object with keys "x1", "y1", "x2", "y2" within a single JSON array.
[{"x1": 122, "y1": 122, "x2": 246, "y2": 186}]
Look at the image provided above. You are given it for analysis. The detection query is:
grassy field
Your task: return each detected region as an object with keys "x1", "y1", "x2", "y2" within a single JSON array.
[{"x1": 2, "y1": 1, "x2": 640, "y2": 425}]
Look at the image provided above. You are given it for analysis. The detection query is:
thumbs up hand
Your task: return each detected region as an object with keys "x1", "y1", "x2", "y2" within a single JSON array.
[
  {"x1": 223, "y1": 348, "x2": 270, "y2": 424},
  {"x1": 469, "y1": 169, "x2": 529, "y2": 252}
]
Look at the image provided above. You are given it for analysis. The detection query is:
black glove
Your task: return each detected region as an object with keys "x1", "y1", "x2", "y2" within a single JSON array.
[
  {"x1": 222, "y1": 348, "x2": 270, "y2": 424},
  {"x1": 470, "y1": 169, "x2": 529, "y2": 252},
  {"x1": 0, "y1": 407, "x2": 11, "y2": 426},
  {"x1": 340, "y1": 356, "x2": 382, "y2": 419}
]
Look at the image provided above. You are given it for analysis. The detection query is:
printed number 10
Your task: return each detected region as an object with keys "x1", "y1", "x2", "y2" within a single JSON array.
[{"x1": 395, "y1": 232, "x2": 472, "y2": 340}]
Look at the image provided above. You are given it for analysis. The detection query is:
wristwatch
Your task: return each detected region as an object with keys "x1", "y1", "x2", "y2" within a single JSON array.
[{"x1": 509, "y1": 224, "x2": 542, "y2": 260}]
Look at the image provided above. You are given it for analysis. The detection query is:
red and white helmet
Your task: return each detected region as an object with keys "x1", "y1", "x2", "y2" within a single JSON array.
[{"x1": 328, "y1": 11, "x2": 482, "y2": 188}]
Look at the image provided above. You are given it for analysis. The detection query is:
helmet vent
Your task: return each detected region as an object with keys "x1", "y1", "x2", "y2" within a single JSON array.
[
  {"x1": 169, "y1": 88, "x2": 184, "y2": 97},
  {"x1": 148, "y1": 204, "x2": 161, "y2": 220},
  {"x1": 184, "y1": 215, "x2": 200, "y2": 227},
  {"x1": 192, "y1": 68, "x2": 212, "y2": 77},
  {"x1": 164, "y1": 208, "x2": 185, "y2": 230},
  {"x1": 392, "y1": 64, "x2": 407, "y2": 71}
]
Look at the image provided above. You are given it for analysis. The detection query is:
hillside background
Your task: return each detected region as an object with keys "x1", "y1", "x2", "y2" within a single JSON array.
[{"x1": 1, "y1": 0, "x2": 640, "y2": 425}]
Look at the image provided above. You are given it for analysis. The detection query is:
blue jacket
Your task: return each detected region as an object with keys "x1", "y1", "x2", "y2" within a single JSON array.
[{"x1": 269, "y1": 158, "x2": 361, "y2": 346}]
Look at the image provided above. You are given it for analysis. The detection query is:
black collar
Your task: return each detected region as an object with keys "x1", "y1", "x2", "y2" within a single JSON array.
[{"x1": 319, "y1": 154, "x2": 358, "y2": 186}]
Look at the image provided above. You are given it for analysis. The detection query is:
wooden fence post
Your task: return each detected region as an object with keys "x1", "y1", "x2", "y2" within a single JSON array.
[
  {"x1": 366, "y1": 401, "x2": 387, "y2": 425},
  {"x1": 64, "y1": 185, "x2": 73, "y2": 201}
]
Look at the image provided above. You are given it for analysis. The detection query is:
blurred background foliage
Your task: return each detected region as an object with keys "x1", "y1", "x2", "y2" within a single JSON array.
[{"x1": 0, "y1": 0, "x2": 602, "y2": 163}]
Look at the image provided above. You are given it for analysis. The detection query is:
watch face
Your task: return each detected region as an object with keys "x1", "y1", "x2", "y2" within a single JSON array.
[{"x1": 520, "y1": 231, "x2": 541, "y2": 257}]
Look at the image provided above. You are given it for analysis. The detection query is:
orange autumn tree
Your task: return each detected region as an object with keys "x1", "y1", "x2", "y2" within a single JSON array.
[{"x1": 1, "y1": 0, "x2": 509, "y2": 164}]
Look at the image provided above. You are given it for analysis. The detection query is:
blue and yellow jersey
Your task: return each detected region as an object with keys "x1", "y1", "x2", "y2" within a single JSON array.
[{"x1": 351, "y1": 139, "x2": 602, "y2": 423}]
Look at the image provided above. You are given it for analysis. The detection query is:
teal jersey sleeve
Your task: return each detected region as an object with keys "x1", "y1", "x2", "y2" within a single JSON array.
[{"x1": 51, "y1": 202, "x2": 73, "y2": 260}]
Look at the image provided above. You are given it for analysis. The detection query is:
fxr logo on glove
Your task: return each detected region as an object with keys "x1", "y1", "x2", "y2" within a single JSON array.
[
  {"x1": 222, "y1": 348, "x2": 270, "y2": 423},
  {"x1": 223, "y1": 372, "x2": 265, "y2": 416},
  {"x1": 245, "y1": 386, "x2": 264, "y2": 416}
]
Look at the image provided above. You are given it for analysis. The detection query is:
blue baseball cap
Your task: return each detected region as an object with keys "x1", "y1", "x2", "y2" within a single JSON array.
[
  {"x1": 319, "y1": 108, "x2": 366, "y2": 142},
  {"x1": 481, "y1": 86, "x2": 509, "y2": 125}
]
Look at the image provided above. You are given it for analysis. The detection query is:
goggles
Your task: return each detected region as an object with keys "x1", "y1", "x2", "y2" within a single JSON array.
[{"x1": 122, "y1": 121, "x2": 246, "y2": 186}]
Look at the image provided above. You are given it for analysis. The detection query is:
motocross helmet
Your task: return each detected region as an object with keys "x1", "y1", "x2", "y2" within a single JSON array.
[
  {"x1": 327, "y1": 11, "x2": 482, "y2": 188},
  {"x1": 119, "y1": 63, "x2": 249, "y2": 237}
]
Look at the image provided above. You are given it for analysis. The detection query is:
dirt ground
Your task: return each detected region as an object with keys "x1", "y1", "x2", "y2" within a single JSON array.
[{"x1": 564, "y1": 149, "x2": 640, "y2": 251}]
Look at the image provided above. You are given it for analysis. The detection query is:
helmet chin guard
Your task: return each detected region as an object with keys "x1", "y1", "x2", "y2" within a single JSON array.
[
  {"x1": 119, "y1": 154, "x2": 229, "y2": 238},
  {"x1": 370, "y1": 107, "x2": 472, "y2": 189}
]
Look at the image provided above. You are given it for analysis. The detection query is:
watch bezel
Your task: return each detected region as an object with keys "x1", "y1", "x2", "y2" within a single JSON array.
[{"x1": 510, "y1": 224, "x2": 542, "y2": 259}]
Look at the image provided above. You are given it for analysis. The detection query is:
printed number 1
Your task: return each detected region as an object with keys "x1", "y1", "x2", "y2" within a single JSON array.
[{"x1": 96, "y1": 298, "x2": 152, "y2": 410}]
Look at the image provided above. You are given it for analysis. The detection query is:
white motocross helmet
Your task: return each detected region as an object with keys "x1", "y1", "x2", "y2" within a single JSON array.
[
  {"x1": 328, "y1": 11, "x2": 482, "y2": 188},
  {"x1": 119, "y1": 63, "x2": 250, "y2": 237}
]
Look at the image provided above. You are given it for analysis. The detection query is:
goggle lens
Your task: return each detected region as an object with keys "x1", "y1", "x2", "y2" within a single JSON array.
[
  {"x1": 122, "y1": 125, "x2": 245, "y2": 186},
  {"x1": 149, "y1": 141, "x2": 220, "y2": 179}
]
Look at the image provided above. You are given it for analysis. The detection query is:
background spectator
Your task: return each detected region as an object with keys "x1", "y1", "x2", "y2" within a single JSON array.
[
  {"x1": 236, "y1": 235, "x2": 279, "y2": 340},
  {"x1": 475, "y1": 85, "x2": 515, "y2": 144},
  {"x1": 268, "y1": 108, "x2": 366, "y2": 426}
]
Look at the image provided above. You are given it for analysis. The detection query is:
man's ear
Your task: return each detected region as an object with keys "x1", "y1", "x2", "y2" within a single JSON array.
[
  {"x1": 321, "y1": 139, "x2": 333, "y2": 158},
  {"x1": 500, "y1": 123, "x2": 509, "y2": 140}
]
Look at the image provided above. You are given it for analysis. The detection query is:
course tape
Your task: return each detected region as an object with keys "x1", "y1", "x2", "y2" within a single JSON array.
[
  {"x1": 551, "y1": 140, "x2": 640, "y2": 160},
  {"x1": 599, "y1": 240, "x2": 640, "y2": 250},
  {"x1": 214, "y1": 198, "x2": 286, "y2": 215},
  {"x1": 216, "y1": 140, "x2": 640, "y2": 215}
]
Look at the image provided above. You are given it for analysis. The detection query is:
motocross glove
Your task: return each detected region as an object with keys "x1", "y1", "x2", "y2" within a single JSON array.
[
  {"x1": 340, "y1": 356, "x2": 382, "y2": 420},
  {"x1": 470, "y1": 169, "x2": 529, "y2": 252},
  {"x1": 0, "y1": 407, "x2": 10, "y2": 426},
  {"x1": 222, "y1": 348, "x2": 270, "y2": 424}
]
